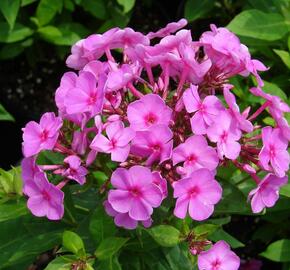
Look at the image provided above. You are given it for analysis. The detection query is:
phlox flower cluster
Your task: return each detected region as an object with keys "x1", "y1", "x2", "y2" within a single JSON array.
[{"x1": 21, "y1": 19, "x2": 289, "y2": 268}]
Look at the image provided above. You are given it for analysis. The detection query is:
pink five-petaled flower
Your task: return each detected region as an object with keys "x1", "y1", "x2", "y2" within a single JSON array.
[
  {"x1": 64, "y1": 71, "x2": 105, "y2": 117},
  {"x1": 90, "y1": 121, "x2": 135, "y2": 162},
  {"x1": 183, "y1": 85, "x2": 224, "y2": 135},
  {"x1": 104, "y1": 200, "x2": 152, "y2": 230},
  {"x1": 131, "y1": 125, "x2": 173, "y2": 165},
  {"x1": 207, "y1": 111, "x2": 241, "y2": 160},
  {"x1": 173, "y1": 135, "x2": 219, "y2": 175},
  {"x1": 63, "y1": 155, "x2": 88, "y2": 185},
  {"x1": 248, "y1": 174, "x2": 287, "y2": 213},
  {"x1": 173, "y1": 168, "x2": 222, "y2": 221},
  {"x1": 108, "y1": 166, "x2": 163, "y2": 221},
  {"x1": 198, "y1": 240, "x2": 240, "y2": 270},
  {"x1": 127, "y1": 94, "x2": 172, "y2": 131},
  {"x1": 259, "y1": 127, "x2": 289, "y2": 177},
  {"x1": 22, "y1": 112, "x2": 63, "y2": 157},
  {"x1": 21, "y1": 157, "x2": 41, "y2": 194},
  {"x1": 24, "y1": 172, "x2": 64, "y2": 220}
]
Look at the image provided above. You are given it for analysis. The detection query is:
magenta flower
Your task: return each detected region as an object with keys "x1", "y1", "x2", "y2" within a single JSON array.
[
  {"x1": 147, "y1": 18, "x2": 188, "y2": 39},
  {"x1": 63, "y1": 155, "x2": 88, "y2": 185},
  {"x1": 22, "y1": 112, "x2": 62, "y2": 157},
  {"x1": 207, "y1": 111, "x2": 241, "y2": 160},
  {"x1": 248, "y1": 174, "x2": 287, "y2": 213},
  {"x1": 90, "y1": 121, "x2": 135, "y2": 162},
  {"x1": 24, "y1": 172, "x2": 64, "y2": 220},
  {"x1": 183, "y1": 85, "x2": 224, "y2": 135},
  {"x1": 66, "y1": 39, "x2": 90, "y2": 70},
  {"x1": 127, "y1": 94, "x2": 172, "y2": 131},
  {"x1": 223, "y1": 85, "x2": 253, "y2": 133},
  {"x1": 104, "y1": 200, "x2": 152, "y2": 230},
  {"x1": 131, "y1": 125, "x2": 173, "y2": 165},
  {"x1": 173, "y1": 135, "x2": 219, "y2": 175},
  {"x1": 152, "y1": 171, "x2": 168, "y2": 199},
  {"x1": 173, "y1": 169, "x2": 222, "y2": 221},
  {"x1": 259, "y1": 127, "x2": 289, "y2": 177},
  {"x1": 71, "y1": 130, "x2": 88, "y2": 155},
  {"x1": 198, "y1": 240, "x2": 240, "y2": 270},
  {"x1": 21, "y1": 157, "x2": 41, "y2": 194},
  {"x1": 108, "y1": 166, "x2": 163, "y2": 221},
  {"x1": 64, "y1": 71, "x2": 105, "y2": 117}
]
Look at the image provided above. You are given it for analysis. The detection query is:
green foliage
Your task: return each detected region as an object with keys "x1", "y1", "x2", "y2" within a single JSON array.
[
  {"x1": 148, "y1": 225, "x2": 180, "y2": 247},
  {"x1": 261, "y1": 239, "x2": 290, "y2": 262},
  {"x1": 95, "y1": 237, "x2": 128, "y2": 260},
  {"x1": 184, "y1": 0, "x2": 215, "y2": 22}
]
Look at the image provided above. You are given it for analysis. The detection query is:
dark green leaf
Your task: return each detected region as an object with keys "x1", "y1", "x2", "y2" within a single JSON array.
[
  {"x1": 116, "y1": 0, "x2": 135, "y2": 13},
  {"x1": 62, "y1": 231, "x2": 86, "y2": 257},
  {"x1": 193, "y1": 224, "x2": 219, "y2": 236},
  {"x1": 0, "y1": 43, "x2": 24, "y2": 59},
  {"x1": 148, "y1": 225, "x2": 180, "y2": 247},
  {"x1": 184, "y1": 0, "x2": 215, "y2": 22},
  {"x1": 0, "y1": 200, "x2": 28, "y2": 222},
  {"x1": 95, "y1": 237, "x2": 128, "y2": 260},
  {"x1": 281, "y1": 184, "x2": 290, "y2": 198},
  {"x1": 209, "y1": 229, "x2": 244, "y2": 248},
  {"x1": 0, "y1": 104, "x2": 14, "y2": 121},
  {"x1": 36, "y1": 0, "x2": 63, "y2": 26},
  {"x1": 261, "y1": 239, "x2": 290, "y2": 262},
  {"x1": 0, "y1": 22, "x2": 33, "y2": 43},
  {"x1": 227, "y1": 9, "x2": 288, "y2": 41},
  {"x1": 81, "y1": 0, "x2": 107, "y2": 20},
  {"x1": 0, "y1": 0, "x2": 20, "y2": 30},
  {"x1": 44, "y1": 255, "x2": 75, "y2": 270},
  {"x1": 274, "y1": 49, "x2": 290, "y2": 69}
]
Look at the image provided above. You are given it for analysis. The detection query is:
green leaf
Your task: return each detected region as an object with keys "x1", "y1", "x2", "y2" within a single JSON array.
[
  {"x1": 0, "y1": 0, "x2": 20, "y2": 30},
  {"x1": 0, "y1": 104, "x2": 14, "y2": 121},
  {"x1": 281, "y1": 184, "x2": 290, "y2": 198},
  {"x1": 0, "y1": 166, "x2": 22, "y2": 196},
  {"x1": 209, "y1": 229, "x2": 244, "y2": 248},
  {"x1": 0, "y1": 200, "x2": 28, "y2": 222},
  {"x1": 184, "y1": 0, "x2": 215, "y2": 22},
  {"x1": 148, "y1": 225, "x2": 180, "y2": 247},
  {"x1": 98, "y1": 256, "x2": 122, "y2": 270},
  {"x1": 117, "y1": 0, "x2": 135, "y2": 13},
  {"x1": 62, "y1": 231, "x2": 86, "y2": 257},
  {"x1": 274, "y1": 49, "x2": 290, "y2": 69},
  {"x1": 261, "y1": 239, "x2": 290, "y2": 262},
  {"x1": 0, "y1": 43, "x2": 24, "y2": 59},
  {"x1": 44, "y1": 256, "x2": 75, "y2": 270},
  {"x1": 36, "y1": 0, "x2": 63, "y2": 26},
  {"x1": 38, "y1": 24, "x2": 83, "y2": 46},
  {"x1": 81, "y1": 0, "x2": 107, "y2": 20},
  {"x1": 263, "y1": 81, "x2": 287, "y2": 101},
  {"x1": 227, "y1": 9, "x2": 288, "y2": 41},
  {"x1": 21, "y1": 0, "x2": 37, "y2": 6},
  {"x1": 193, "y1": 224, "x2": 219, "y2": 237},
  {"x1": 89, "y1": 205, "x2": 116, "y2": 245},
  {"x1": 0, "y1": 22, "x2": 33, "y2": 43},
  {"x1": 95, "y1": 237, "x2": 128, "y2": 260}
]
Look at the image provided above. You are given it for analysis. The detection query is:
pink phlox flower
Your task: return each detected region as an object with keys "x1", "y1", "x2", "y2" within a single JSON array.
[
  {"x1": 152, "y1": 171, "x2": 168, "y2": 199},
  {"x1": 173, "y1": 135, "x2": 219, "y2": 175},
  {"x1": 207, "y1": 111, "x2": 241, "y2": 160},
  {"x1": 21, "y1": 157, "x2": 41, "y2": 194},
  {"x1": 183, "y1": 84, "x2": 224, "y2": 135},
  {"x1": 119, "y1": 27, "x2": 150, "y2": 49},
  {"x1": 259, "y1": 127, "x2": 289, "y2": 177},
  {"x1": 147, "y1": 18, "x2": 188, "y2": 39},
  {"x1": 177, "y1": 43, "x2": 212, "y2": 85},
  {"x1": 127, "y1": 94, "x2": 172, "y2": 131},
  {"x1": 104, "y1": 200, "x2": 152, "y2": 230},
  {"x1": 24, "y1": 172, "x2": 64, "y2": 220},
  {"x1": 248, "y1": 173, "x2": 288, "y2": 213},
  {"x1": 276, "y1": 117, "x2": 290, "y2": 141},
  {"x1": 90, "y1": 120, "x2": 135, "y2": 162},
  {"x1": 66, "y1": 39, "x2": 91, "y2": 70},
  {"x1": 173, "y1": 168, "x2": 222, "y2": 221},
  {"x1": 63, "y1": 155, "x2": 88, "y2": 185},
  {"x1": 131, "y1": 125, "x2": 173, "y2": 165},
  {"x1": 198, "y1": 240, "x2": 240, "y2": 270},
  {"x1": 82, "y1": 60, "x2": 109, "y2": 79},
  {"x1": 64, "y1": 71, "x2": 106, "y2": 117},
  {"x1": 250, "y1": 87, "x2": 290, "y2": 121},
  {"x1": 22, "y1": 112, "x2": 62, "y2": 157},
  {"x1": 223, "y1": 84, "x2": 253, "y2": 132},
  {"x1": 108, "y1": 166, "x2": 163, "y2": 221},
  {"x1": 72, "y1": 130, "x2": 88, "y2": 155}
]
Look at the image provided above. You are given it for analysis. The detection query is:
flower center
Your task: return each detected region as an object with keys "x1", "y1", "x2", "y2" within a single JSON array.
[
  {"x1": 130, "y1": 187, "x2": 141, "y2": 197},
  {"x1": 198, "y1": 103, "x2": 206, "y2": 113},
  {"x1": 110, "y1": 138, "x2": 117, "y2": 149},
  {"x1": 211, "y1": 259, "x2": 221, "y2": 270},
  {"x1": 269, "y1": 144, "x2": 276, "y2": 158},
  {"x1": 188, "y1": 186, "x2": 200, "y2": 198},
  {"x1": 42, "y1": 190, "x2": 51, "y2": 201},
  {"x1": 220, "y1": 130, "x2": 228, "y2": 142},
  {"x1": 187, "y1": 154, "x2": 197, "y2": 164},
  {"x1": 145, "y1": 113, "x2": 157, "y2": 125},
  {"x1": 40, "y1": 129, "x2": 49, "y2": 142},
  {"x1": 151, "y1": 143, "x2": 161, "y2": 152},
  {"x1": 88, "y1": 92, "x2": 97, "y2": 105}
]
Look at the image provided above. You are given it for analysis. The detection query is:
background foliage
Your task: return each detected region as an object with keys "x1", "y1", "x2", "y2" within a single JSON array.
[{"x1": 0, "y1": 0, "x2": 289, "y2": 269}]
